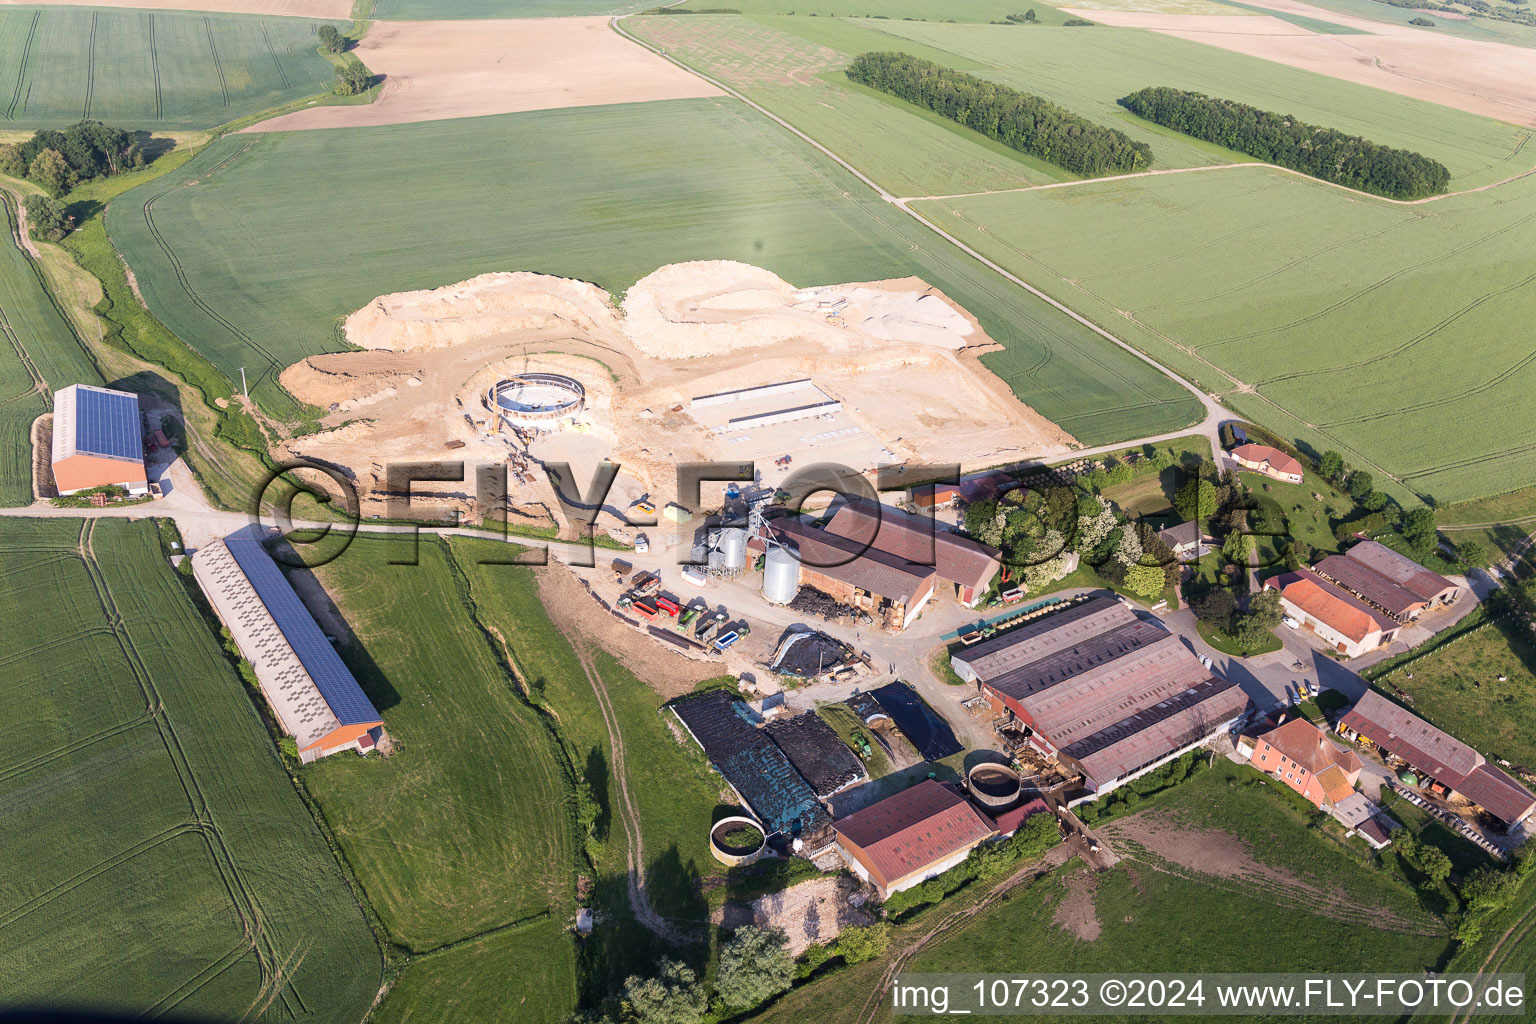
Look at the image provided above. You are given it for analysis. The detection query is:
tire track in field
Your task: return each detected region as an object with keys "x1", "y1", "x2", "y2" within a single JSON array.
[
  {"x1": 0, "y1": 822, "x2": 207, "y2": 930},
  {"x1": 259, "y1": 22, "x2": 290, "y2": 89},
  {"x1": 1322, "y1": 345, "x2": 1536, "y2": 427},
  {"x1": 1449, "y1": 890, "x2": 1536, "y2": 1024},
  {"x1": 5, "y1": 11, "x2": 38, "y2": 120},
  {"x1": 204, "y1": 17, "x2": 229, "y2": 108},
  {"x1": 1211, "y1": 205, "x2": 1536, "y2": 349},
  {"x1": 74, "y1": 520, "x2": 287, "y2": 1007},
  {"x1": 1400, "y1": 439, "x2": 1536, "y2": 486},
  {"x1": 138, "y1": 143, "x2": 287, "y2": 389},
  {"x1": 143, "y1": 939, "x2": 257, "y2": 1022},
  {"x1": 82, "y1": 12, "x2": 97, "y2": 120},
  {"x1": 0, "y1": 709, "x2": 154, "y2": 785},
  {"x1": 149, "y1": 14, "x2": 163, "y2": 121},
  {"x1": 1258, "y1": 267, "x2": 1536, "y2": 387}
]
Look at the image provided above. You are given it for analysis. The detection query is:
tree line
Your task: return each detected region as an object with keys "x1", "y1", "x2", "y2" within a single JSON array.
[
  {"x1": 1118, "y1": 86, "x2": 1450, "y2": 199},
  {"x1": 846, "y1": 52, "x2": 1152, "y2": 176}
]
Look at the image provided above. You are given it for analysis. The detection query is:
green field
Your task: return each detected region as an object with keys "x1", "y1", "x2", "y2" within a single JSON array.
[
  {"x1": 868, "y1": 20, "x2": 1530, "y2": 189},
  {"x1": 369, "y1": 0, "x2": 651, "y2": 16},
  {"x1": 1373, "y1": 621, "x2": 1536, "y2": 769},
  {"x1": 0, "y1": 517, "x2": 379, "y2": 1020},
  {"x1": 0, "y1": 6, "x2": 341, "y2": 129},
  {"x1": 912, "y1": 166, "x2": 1536, "y2": 505},
  {"x1": 677, "y1": 0, "x2": 1053, "y2": 16},
  {"x1": 1208, "y1": 0, "x2": 1367, "y2": 32},
  {"x1": 0, "y1": 191, "x2": 102, "y2": 506},
  {"x1": 108, "y1": 97, "x2": 1200, "y2": 441},
  {"x1": 1257, "y1": 0, "x2": 1536, "y2": 47},
  {"x1": 627, "y1": 13, "x2": 1076, "y2": 197}
]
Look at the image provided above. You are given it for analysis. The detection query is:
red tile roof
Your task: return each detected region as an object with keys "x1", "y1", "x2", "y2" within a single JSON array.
[
  {"x1": 767, "y1": 517, "x2": 935, "y2": 605},
  {"x1": 1312, "y1": 554, "x2": 1424, "y2": 620},
  {"x1": 835, "y1": 780, "x2": 997, "y2": 888},
  {"x1": 1270, "y1": 571, "x2": 1397, "y2": 644},
  {"x1": 1316, "y1": 765, "x2": 1356, "y2": 805},
  {"x1": 1232, "y1": 444, "x2": 1303, "y2": 478},
  {"x1": 1253, "y1": 717, "x2": 1363, "y2": 779},
  {"x1": 827, "y1": 502, "x2": 1000, "y2": 597},
  {"x1": 988, "y1": 797, "x2": 1050, "y2": 838}
]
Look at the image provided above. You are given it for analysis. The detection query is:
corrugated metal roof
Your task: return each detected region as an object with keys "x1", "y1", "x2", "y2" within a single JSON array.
[
  {"x1": 1312, "y1": 554, "x2": 1423, "y2": 619},
  {"x1": 223, "y1": 528, "x2": 381, "y2": 727},
  {"x1": 768, "y1": 518, "x2": 935, "y2": 605},
  {"x1": 52, "y1": 384, "x2": 144, "y2": 463},
  {"x1": 826, "y1": 502, "x2": 1000, "y2": 596},
  {"x1": 1343, "y1": 541, "x2": 1458, "y2": 604}
]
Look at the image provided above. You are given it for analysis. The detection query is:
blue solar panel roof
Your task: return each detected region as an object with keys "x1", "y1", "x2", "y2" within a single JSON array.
[
  {"x1": 224, "y1": 529, "x2": 382, "y2": 726},
  {"x1": 73, "y1": 387, "x2": 144, "y2": 461}
]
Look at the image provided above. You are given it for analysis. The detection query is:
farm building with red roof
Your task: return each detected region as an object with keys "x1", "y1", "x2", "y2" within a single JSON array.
[
  {"x1": 1339, "y1": 690, "x2": 1536, "y2": 832},
  {"x1": 1265, "y1": 571, "x2": 1402, "y2": 658},
  {"x1": 833, "y1": 780, "x2": 997, "y2": 897},
  {"x1": 827, "y1": 501, "x2": 1001, "y2": 608}
]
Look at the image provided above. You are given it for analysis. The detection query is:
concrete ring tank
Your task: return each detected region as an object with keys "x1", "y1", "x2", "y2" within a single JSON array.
[
  {"x1": 710, "y1": 815, "x2": 768, "y2": 867},
  {"x1": 967, "y1": 762, "x2": 1023, "y2": 810},
  {"x1": 487, "y1": 373, "x2": 585, "y2": 426}
]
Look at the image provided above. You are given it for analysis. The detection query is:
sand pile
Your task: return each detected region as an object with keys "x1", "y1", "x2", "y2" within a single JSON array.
[
  {"x1": 344, "y1": 272, "x2": 621, "y2": 352},
  {"x1": 622, "y1": 260, "x2": 978, "y2": 358}
]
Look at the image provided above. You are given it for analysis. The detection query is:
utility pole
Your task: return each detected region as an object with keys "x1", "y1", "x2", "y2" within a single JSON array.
[{"x1": 238, "y1": 367, "x2": 248, "y2": 399}]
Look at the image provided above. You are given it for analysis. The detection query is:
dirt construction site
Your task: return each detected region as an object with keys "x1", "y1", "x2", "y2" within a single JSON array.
[{"x1": 276, "y1": 259, "x2": 1075, "y2": 529}]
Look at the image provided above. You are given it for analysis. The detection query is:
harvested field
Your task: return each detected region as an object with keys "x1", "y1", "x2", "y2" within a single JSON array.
[
  {"x1": 0, "y1": 5, "x2": 341, "y2": 128},
  {"x1": 372, "y1": 0, "x2": 652, "y2": 16},
  {"x1": 254, "y1": 17, "x2": 721, "y2": 131},
  {"x1": 108, "y1": 99, "x2": 1202, "y2": 440},
  {"x1": 0, "y1": 0, "x2": 351, "y2": 14},
  {"x1": 717, "y1": 875, "x2": 875, "y2": 955},
  {"x1": 0, "y1": 518, "x2": 378, "y2": 1020},
  {"x1": 1066, "y1": 4, "x2": 1536, "y2": 125},
  {"x1": 271, "y1": 261, "x2": 1074, "y2": 521}
]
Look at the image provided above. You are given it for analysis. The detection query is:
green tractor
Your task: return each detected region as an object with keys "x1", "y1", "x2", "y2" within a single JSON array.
[{"x1": 849, "y1": 730, "x2": 874, "y2": 760}]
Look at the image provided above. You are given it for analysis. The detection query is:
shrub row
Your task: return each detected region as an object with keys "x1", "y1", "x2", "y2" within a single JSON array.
[
  {"x1": 1118, "y1": 86, "x2": 1449, "y2": 199},
  {"x1": 846, "y1": 52, "x2": 1152, "y2": 176}
]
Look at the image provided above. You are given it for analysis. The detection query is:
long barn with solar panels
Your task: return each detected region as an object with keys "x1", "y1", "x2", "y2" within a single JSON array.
[
  {"x1": 50, "y1": 384, "x2": 148, "y2": 495},
  {"x1": 193, "y1": 526, "x2": 384, "y2": 762}
]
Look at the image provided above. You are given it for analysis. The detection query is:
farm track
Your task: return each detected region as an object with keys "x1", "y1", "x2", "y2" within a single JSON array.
[
  {"x1": 260, "y1": 21, "x2": 290, "y2": 90},
  {"x1": 149, "y1": 14, "x2": 163, "y2": 121},
  {"x1": 905, "y1": 157, "x2": 1536, "y2": 209},
  {"x1": 82, "y1": 12, "x2": 97, "y2": 120},
  {"x1": 571, "y1": 644, "x2": 693, "y2": 944},
  {"x1": 205, "y1": 17, "x2": 230, "y2": 108},
  {"x1": 5, "y1": 11, "x2": 37, "y2": 120},
  {"x1": 1448, "y1": 891, "x2": 1536, "y2": 1024},
  {"x1": 72, "y1": 520, "x2": 298, "y2": 1017},
  {"x1": 852, "y1": 846, "x2": 1075, "y2": 1024}
]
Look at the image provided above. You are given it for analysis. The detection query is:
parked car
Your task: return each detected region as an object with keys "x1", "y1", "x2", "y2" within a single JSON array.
[
  {"x1": 634, "y1": 533, "x2": 649, "y2": 554},
  {"x1": 1283, "y1": 615, "x2": 1300, "y2": 630}
]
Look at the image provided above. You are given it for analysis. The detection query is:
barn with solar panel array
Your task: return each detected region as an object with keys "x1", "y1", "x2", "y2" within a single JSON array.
[
  {"x1": 50, "y1": 384, "x2": 149, "y2": 496},
  {"x1": 193, "y1": 526, "x2": 385, "y2": 762}
]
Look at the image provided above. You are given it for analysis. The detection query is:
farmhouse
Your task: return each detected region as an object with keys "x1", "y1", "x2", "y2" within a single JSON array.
[
  {"x1": 1241, "y1": 715, "x2": 1363, "y2": 810},
  {"x1": 1264, "y1": 571, "x2": 1401, "y2": 658},
  {"x1": 1229, "y1": 443, "x2": 1303, "y2": 484},
  {"x1": 833, "y1": 780, "x2": 997, "y2": 898},
  {"x1": 192, "y1": 527, "x2": 383, "y2": 762},
  {"x1": 1154, "y1": 520, "x2": 1207, "y2": 560},
  {"x1": 1339, "y1": 690, "x2": 1536, "y2": 833},
  {"x1": 827, "y1": 500, "x2": 1001, "y2": 608},
  {"x1": 760, "y1": 516, "x2": 938, "y2": 631},
  {"x1": 952, "y1": 597, "x2": 1250, "y2": 797},
  {"x1": 49, "y1": 384, "x2": 149, "y2": 496}
]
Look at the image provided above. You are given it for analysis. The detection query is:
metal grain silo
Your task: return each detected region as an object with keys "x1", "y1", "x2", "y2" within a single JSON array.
[
  {"x1": 717, "y1": 527, "x2": 747, "y2": 571},
  {"x1": 762, "y1": 542, "x2": 800, "y2": 605}
]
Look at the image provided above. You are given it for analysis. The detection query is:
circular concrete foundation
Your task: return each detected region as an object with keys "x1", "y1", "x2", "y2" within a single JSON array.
[
  {"x1": 488, "y1": 373, "x2": 585, "y2": 427},
  {"x1": 709, "y1": 815, "x2": 768, "y2": 867}
]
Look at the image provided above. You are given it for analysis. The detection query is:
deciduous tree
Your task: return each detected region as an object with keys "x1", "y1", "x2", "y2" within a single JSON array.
[{"x1": 716, "y1": 926, "x2": 794, "y2": 1009}]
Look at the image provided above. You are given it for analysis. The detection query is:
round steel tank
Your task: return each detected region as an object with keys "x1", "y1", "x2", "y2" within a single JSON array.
[
  {"x1": 717, "y1": 527, "x2": 747, "y2": 571},
  {"x1": 762, "y1": 542, "x2": 800, "y2": 605},
  {"x1": 486, "y1": 373, "x2": 585, "y2": 428},
  {"x1": 967, "y1": 762, "x2": 1023, "y2": 811},
  {"x1": 709, "y1": 815, "x2": 768, "y2": 867}
]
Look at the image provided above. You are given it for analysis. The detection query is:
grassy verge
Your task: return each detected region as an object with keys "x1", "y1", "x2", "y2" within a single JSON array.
[{"x1": 1196, "y1": 616, "x2": 1283, "y2": 658}]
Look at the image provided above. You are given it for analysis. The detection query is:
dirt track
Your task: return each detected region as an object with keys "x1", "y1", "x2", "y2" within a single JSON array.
[
  {"x1": 1066, "y1": 3, "x2": 1536, "y2": 126},
  {"x1": 252, "y1": 17, "x2": 722, "y2": 131}
]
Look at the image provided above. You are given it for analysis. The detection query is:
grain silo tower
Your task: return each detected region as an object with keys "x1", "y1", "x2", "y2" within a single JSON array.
[{"x1": 762, "y1": 541, "x2": 800, "y2": 605}]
